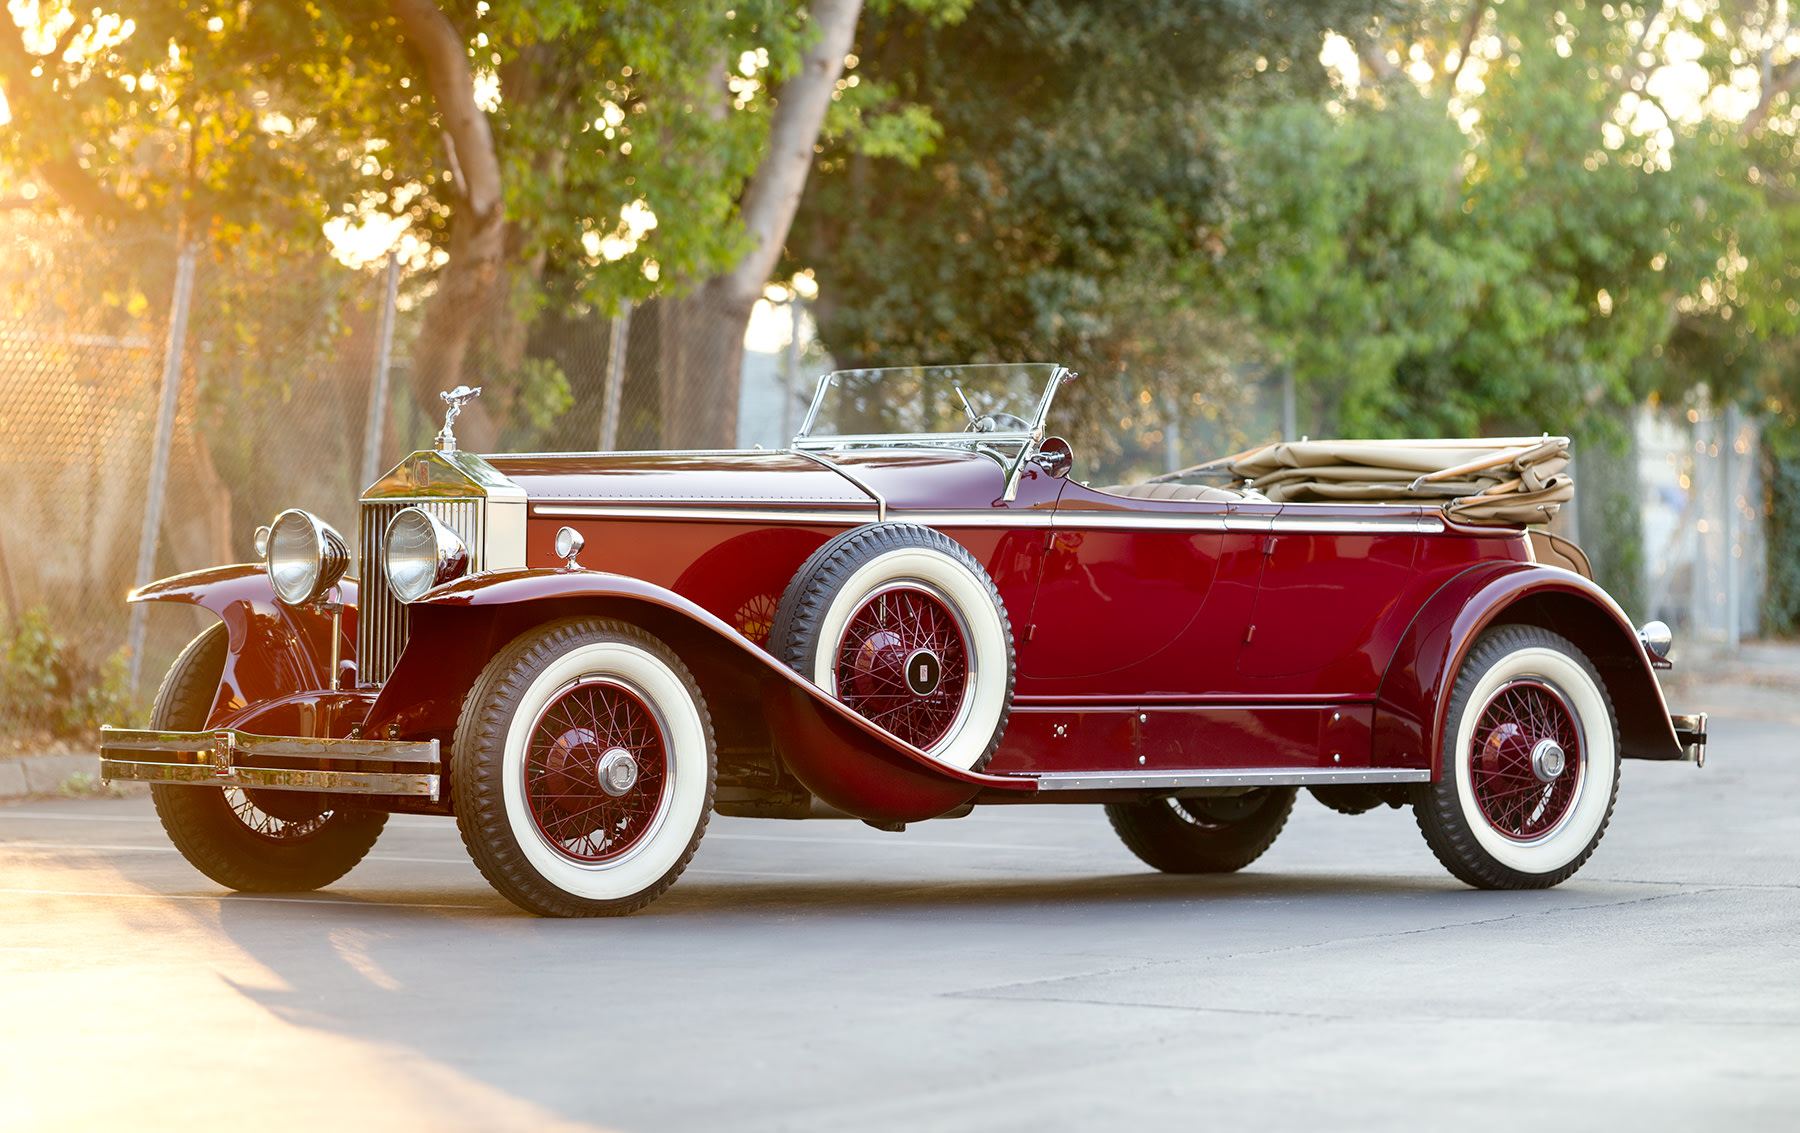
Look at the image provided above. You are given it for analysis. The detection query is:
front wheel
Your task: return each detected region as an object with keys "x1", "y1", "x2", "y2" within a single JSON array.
[
  {"x1": 1105, "y1": 788, "x2": 1297, "y2": 874},
  {"x1": 149, "y1": 623, "x2": 388, "y2": 892},
  {"x1": 1413, "y1": 625, "x2": 1620, "y2": 889},
  {"x1": 453, "y1": 618, "x2": 716, "y2": 917}
]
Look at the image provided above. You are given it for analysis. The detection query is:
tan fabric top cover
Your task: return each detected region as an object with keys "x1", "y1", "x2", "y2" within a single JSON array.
[{"x1": 1222, "y1": 436, "x2": 1573, "y2": 525}]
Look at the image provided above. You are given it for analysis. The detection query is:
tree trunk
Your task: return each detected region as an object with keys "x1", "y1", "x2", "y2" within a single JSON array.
[
  {"x1": 659, "y1": 283, "x2": 756, "y2": 448},
  {"x1": 390, "y1": 0, "x2": 506, "y2": 452},
  {"x1": 659, "y1": 0, "x2": 863, "y2": 449}
]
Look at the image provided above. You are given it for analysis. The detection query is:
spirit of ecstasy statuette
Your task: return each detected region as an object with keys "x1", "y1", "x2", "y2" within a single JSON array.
[{"x1": 435, "y1": 385, "x2": 483, "y2": 452}]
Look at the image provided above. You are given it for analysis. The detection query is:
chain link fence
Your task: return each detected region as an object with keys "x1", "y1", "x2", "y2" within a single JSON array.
[{"x1": 0, "y1": 218, "x2": 758, "y2": 744}]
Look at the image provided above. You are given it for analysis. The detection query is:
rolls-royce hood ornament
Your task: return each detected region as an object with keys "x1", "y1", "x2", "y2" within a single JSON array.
[{"x1": 435, "y1": 385, "x2": 482, "y2": 452}]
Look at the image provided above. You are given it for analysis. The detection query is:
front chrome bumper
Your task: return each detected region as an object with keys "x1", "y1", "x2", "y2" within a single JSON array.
[
  {"x1": 99, "y1": 726, "x2": 440, "y2": 800},
  {"x1": 1672, "y1": 713, "x2": 1707, "y2": 766}
]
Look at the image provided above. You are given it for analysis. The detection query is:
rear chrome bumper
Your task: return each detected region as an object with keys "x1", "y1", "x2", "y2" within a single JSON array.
[
  {"x1": 99, "y1": 726, "x2": 440, "y2": 800},
  {"x1": 1672, "y1": 713, "x2": 1708, "y2": 766}
]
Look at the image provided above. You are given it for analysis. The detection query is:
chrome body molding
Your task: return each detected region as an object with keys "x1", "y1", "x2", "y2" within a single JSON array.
[
  {"x1": 528, "y1": 504, "x2": 1449, "y2": 536},
  {"x1": 1041, "y1": 510, "x2": 1442, "y2": 534},
  {"x1": 533, "y1": 503, "x2": 878, "y2": 525},
  {"x1": 1261, "y1": 513, "x2": 1446, "y2": 535},
  {"x1": 99, "y1": 726, "x2": 441, "y2": 800},
  {"x1": 1027, "y1": 767, "x2": 1432, "y2": 792}
]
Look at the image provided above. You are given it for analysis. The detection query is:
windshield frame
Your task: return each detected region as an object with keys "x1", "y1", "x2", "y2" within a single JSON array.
[
  {"x1": 790, "y1": 363, "x2": 1075, "y2": 502},
  {"x1": 792, "y1": 363, "x2": 1073, "y2": 448}
]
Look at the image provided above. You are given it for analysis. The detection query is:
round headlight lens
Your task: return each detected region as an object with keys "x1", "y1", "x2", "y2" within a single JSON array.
[
  {"x1": 384, "y1": 506, "x2": 469, "y2": 603},
  {"x1": 266, "y1": 509, "x2": 349, "y2": 606}
]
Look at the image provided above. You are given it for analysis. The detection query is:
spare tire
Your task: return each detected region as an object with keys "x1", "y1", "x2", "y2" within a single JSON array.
[{"x1": 769, "y1": 523, "x2": 1015, "y2": 770}]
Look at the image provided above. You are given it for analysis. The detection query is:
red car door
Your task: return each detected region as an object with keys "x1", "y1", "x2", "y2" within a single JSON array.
[
  {"x1": 1236, "y1": 507, "x2": 1424, "y2": 687},
  {"x1": 1018, "y1": 481, "x2": 1239, "y2": 687}
]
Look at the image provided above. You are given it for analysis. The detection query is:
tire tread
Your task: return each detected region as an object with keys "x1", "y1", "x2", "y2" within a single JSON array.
[
  {"x1": 150, "y1": 622, "x2": 387, "y2": 892},
  {"x1": 1412, "y1": 624, "x2": 1620, "y2": 890},
  {"x1": 452, "y1": 617, "x2": 716, "y2": 917}
]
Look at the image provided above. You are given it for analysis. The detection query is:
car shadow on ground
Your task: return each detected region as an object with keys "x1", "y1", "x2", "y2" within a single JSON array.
[
  {"x1": 643, "y1": 869, "x2": 1466, "y2": 916},
  {"x1": 124, "y1": 866, "x2": 1467, "y2": 921}
]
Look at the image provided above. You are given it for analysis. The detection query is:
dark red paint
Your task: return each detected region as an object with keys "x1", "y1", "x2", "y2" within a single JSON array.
[{"x1": 130, "y1": 444, "x2": 1680, "y2": 823}]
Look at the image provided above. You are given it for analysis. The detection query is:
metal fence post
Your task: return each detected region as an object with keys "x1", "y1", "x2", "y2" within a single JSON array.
[
  {"x1": 360, "y1": 253, "x2": 401, "y2": 492},
  {"x1": 1725, "y1": 402, "x2": 1741, "y2": 651},
  {"x1": 125, "y1": 244, "x2": 198, "y2": 695},
  {"x1": 781, "y1": 296, "x2": 804, "y2": 445},
  {"x1": 599, "y1": 299, "x2": 633, "y2": 451},
  {"x1": 1280, "y1": 368, "x2": 1297, "y2": 442}
]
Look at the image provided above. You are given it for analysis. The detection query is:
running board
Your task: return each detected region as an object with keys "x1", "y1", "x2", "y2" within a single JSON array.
[{"x1": 1029, "y1": 767, "x2": 1432, "y2": 792}]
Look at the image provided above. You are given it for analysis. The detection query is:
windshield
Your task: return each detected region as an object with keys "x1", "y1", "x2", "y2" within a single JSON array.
[{"x1": 795, "y1": 363, "x2": 1066, "y2": 444}]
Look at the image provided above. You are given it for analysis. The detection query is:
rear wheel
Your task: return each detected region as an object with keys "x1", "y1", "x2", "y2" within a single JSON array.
[
  {"x1": 453, "y1": 618, "x2": 715, "y2": 917},
  {"x1": 1413, "y1": 625, "x2": 1620, "y2": 889},
  {"x1": 149, "y1": 623, "x2": 387, "y2": 892},
  {"x1": 1105, "y1": 788, "x2": 1297, "y2": 874}
]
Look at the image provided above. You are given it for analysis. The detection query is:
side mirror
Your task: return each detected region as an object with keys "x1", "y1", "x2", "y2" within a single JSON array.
[{"x1": 1036, "y1": 436, "x2": 1073, "y2": 479}]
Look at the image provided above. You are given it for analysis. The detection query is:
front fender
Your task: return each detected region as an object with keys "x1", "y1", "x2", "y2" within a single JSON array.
[
  {"x1": 128, "y1": 565, "x2": 352, "y2": 724},
  {"x1": 366, "y1": 568, "x2": 1032, "y2": 823},
  {"x1": 1374, "y1": 561, "x2": 1684, "y2": 777}
]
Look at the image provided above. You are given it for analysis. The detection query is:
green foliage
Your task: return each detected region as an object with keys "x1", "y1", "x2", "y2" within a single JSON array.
[
  {"x1": 506, "y1": 356, "x2": 576, "y2": 442},
  {"x1": 795, "y1": 0, "x2": 1398, "y2": 474},
  {"x1": 1764, "y1": 414, "x2": 1800, "y2": 636},
  {"x1": 0, "y1": 607, "x2": 141, "y2": 738},
  {"x1": 1226, "y1": 1, "x2": 1759, "y2": 443}
]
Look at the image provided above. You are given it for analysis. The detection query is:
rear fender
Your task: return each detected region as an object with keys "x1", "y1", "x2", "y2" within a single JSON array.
[
  {"x1": 128, "y1": 565, "x2": 352, "y2": 725},
  {"x1": 367, "y1": 569, "x2": 1032, "y2": 823},
  {"x1": 1375, "y1": 562, "x2": 1682, "y2": 776}
]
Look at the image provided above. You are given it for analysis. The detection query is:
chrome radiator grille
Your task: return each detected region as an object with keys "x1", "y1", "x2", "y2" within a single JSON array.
[{"x1": 357, "y1": 497, "x2": 484, "y2": 686}]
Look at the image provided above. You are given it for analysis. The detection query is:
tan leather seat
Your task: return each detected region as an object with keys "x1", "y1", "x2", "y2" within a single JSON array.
[{"x1": 1099, "y1": 482, "x2": 1242, "y2": 503}]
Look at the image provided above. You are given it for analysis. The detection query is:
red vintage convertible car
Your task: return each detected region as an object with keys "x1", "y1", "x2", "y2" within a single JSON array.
[{"x1": 101, "y1": 364, "x2": 1705, "y2": 916}]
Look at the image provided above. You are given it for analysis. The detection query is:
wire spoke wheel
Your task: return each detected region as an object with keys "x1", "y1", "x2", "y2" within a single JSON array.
[
  {"x1": 833, "y1": 583, "x2": 971, "y2": 752},
  {"x1": 228, "y1": 788, "x2": 332, "y2": 840},
  {"x1": 1469, "y1": 680, "x2": 1583, "y2": 841},
  {"x1": 453, "y1": 618, "x2": 715, "y2": 917},
  {"x1": 1414, "y1": 625, "x2": 1620, "y2": 890},
  {"x1": 523, "y1": 678, "x2": 669, "y2": 865},
  {"x1": 770, "y1": 523, "x2": 1015, "y2": 773}
]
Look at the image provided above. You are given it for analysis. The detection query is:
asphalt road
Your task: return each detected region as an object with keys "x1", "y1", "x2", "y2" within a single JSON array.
[{"x1": 2, "y1": 712, "x2": 1795, "y2": 1132}]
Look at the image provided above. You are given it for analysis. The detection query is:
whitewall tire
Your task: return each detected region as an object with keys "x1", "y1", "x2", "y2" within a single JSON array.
[
  {"x1": 1414, "y1": 624, "x2": 1619, "y2": 889},
  {"x1": 770, "y1": 524, "x2": 1015, "y2": 771},
  {"x1": 453, "y1": 618, "x2": 715, "y2": 916}
]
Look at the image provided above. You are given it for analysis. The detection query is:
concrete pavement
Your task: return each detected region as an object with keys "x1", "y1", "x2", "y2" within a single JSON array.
[{"x1": 0, "y1": 699, "x2": 1794, "y2": 1130}]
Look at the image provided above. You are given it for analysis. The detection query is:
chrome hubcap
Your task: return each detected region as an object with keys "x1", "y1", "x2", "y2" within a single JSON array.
[
  {"x1": 596, "y1": 747, "x2": 640, "y2": 797},
  {"x1": 1531, "y1": 738, "x2": 1566, "y2": 783}
]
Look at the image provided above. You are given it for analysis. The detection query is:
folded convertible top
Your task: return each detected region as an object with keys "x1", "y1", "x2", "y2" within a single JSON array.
[{"x1": 1177, "y1": 436, "x2": 1574, "y2": 525}]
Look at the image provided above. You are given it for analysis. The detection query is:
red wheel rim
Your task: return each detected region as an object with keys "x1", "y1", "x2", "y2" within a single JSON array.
[
  {"x1": 524, "y1": 678, "x2": 668, "y2": 864},
  {"x1": 833, "y1": 583, "x2": 970, "y2": 751},
  {"x1": 1469, "y1": 678, "x2": 1583, "y2": 841}
]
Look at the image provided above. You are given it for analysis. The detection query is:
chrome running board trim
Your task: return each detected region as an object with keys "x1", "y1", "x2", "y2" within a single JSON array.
[{"x1": 1028, "y1": 767, "x2": 1432, "y2": 792}]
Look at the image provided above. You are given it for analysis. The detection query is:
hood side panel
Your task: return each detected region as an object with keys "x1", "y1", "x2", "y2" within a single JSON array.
[{"x1": 489, "y1": 451, "x2": 871, "y2": 507}]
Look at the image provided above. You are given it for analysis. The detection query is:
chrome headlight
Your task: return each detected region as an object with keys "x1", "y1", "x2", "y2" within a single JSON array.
[
  {"x1": 384, "y1": 506, "x2": 469, "y2": 603},
  {"x1": 267, "y1": 509, "x2": 349, "y2": 606}
]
